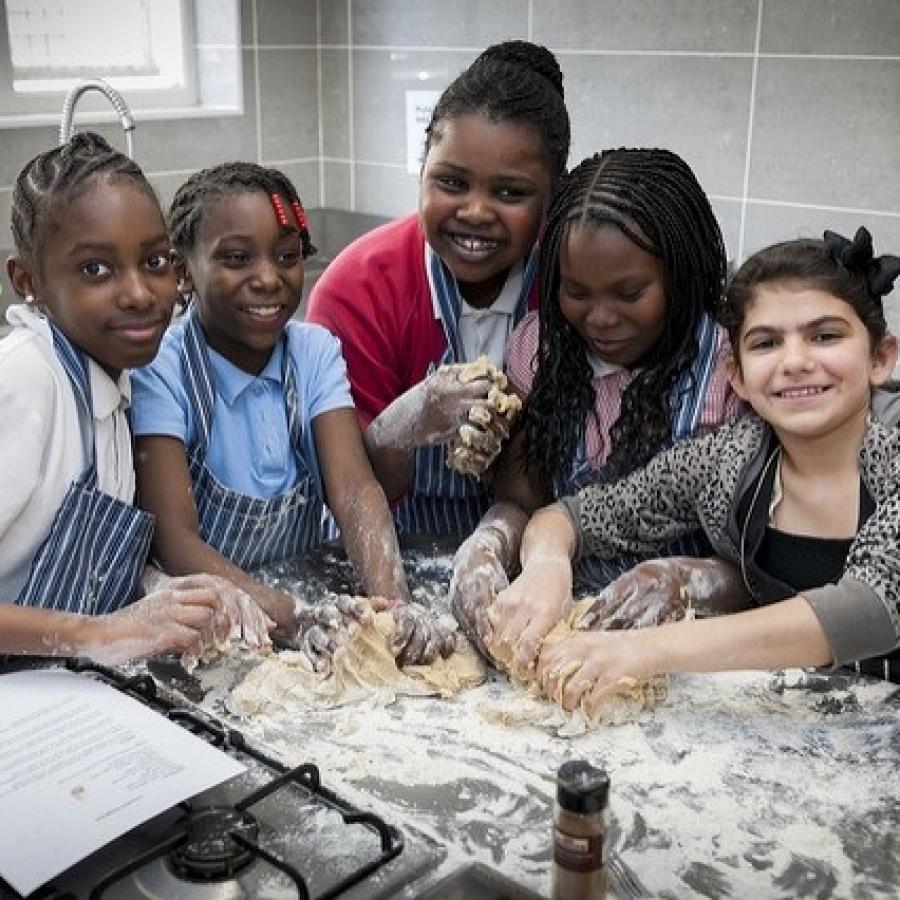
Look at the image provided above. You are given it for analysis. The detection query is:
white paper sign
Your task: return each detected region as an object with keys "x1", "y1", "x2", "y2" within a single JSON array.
[
  {"x1": 406, "y1": 89, "x2": 441, "y2": 174},
  {"x1": 0, "y1": 668, "x2": 245, "y2": 896}
]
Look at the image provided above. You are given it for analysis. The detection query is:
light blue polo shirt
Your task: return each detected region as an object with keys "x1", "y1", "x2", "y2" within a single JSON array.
[{"x1": 130, "y1": 316, "x2": 354, "y2": 498}]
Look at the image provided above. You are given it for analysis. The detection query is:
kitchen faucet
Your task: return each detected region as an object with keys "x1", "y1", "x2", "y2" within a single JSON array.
[{"x1": 59, "y1": 78, "x2": 135, "y2": 158}]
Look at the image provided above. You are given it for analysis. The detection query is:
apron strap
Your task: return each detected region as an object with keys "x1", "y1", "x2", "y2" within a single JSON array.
[
  {"x1": 669, "y1": 310, "x2": 719, "y2": 442},
  {"x1": 182, "y1": 307, "x2": 216, "y2": 450}
]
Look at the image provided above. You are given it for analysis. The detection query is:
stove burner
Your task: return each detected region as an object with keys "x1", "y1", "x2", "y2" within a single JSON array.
[{"x1": 170, "y1": 807, "x2": 260, "y2": 881}]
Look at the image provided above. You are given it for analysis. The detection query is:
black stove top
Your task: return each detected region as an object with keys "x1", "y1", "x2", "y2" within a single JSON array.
[{"x1": 0, "y1": 659, "x2": 445, "y2": 900}]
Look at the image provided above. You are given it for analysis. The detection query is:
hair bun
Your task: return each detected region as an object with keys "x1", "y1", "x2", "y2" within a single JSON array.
[
  {"x1": 824, "y1": 226, "x2": 900, "y2": 300},
  {"x1": 64, "y1": 131, "x2": 116, "y2": 156},
  {"x1": 475, "y1": 40, "x2": 564, "y2": 99}
]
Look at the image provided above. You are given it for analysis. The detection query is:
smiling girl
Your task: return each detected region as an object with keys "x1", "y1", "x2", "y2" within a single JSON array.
[
  {"x1": 130, "y1": 162, "x2": 454, "y2": 667},
  {"x1": 0, "y1": 132, "x2": 252, "y2": 664},
  {"x1": 306, "y1": 40, "x2": 570, "y2": 536},
  {"x1": 490, "y1": 227, "x2": 900, "y2": 707}
]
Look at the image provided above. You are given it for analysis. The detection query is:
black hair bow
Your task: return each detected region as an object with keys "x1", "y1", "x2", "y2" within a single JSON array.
[{"x1": 823, "y1": 226, "x2": 900, "y2": 302}]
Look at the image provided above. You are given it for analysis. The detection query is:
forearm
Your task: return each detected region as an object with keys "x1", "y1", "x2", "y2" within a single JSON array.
[
  {"x1": 519, "y1": 502, "x2": 578, "y2": 570},
  {"x1": 474, "y1": 502, "x2": 529, "y2": 572},
  {"x1": 364, "y1": 411, "x2": 416, "y2": 502},
  {"x1": 0, "y1": 605, "x2": 95, "y2": 656},
  {"x1": 676, "y1": 557, "x2": 753, "y2": 617},
  {"x1": 644, "y1": 595, "x2": 832, "y2": 674},
  {"x1": 334, "y1": 478, "x2": 412, "y2": 605}
]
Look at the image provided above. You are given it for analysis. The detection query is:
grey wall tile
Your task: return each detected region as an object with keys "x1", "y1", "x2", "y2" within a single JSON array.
[
  {"x1": 257, "y1": 0, "x2": 318, "y2": 45},
  {"x1": 353, "y1": 49, "x2": 476, "y2": 166},
  {"x1": 276, "y1": 159, "x2": 321, "y2": 207},
  {"x1": 0, "y1": 125, "x2": 62, "y2": 187},
  {"x1": 749, "y1": 58, "x2": 900, "y2": 210},
  {"x1": 351, "y1": 0, "x2": 528, "y2": 46},
  {"x1": 321, "y1": 49, "x2": 350, "y2": 158},
  {"x1": 324, "y1": 160, "x2": 352, "y2": 208},
  {"x1": 563, "y1": 54, "x2": 754, "y2": 197},
  {"x1": 710, "y1": 197, "x2": 743, "y2": 265},
  {"x1": 321, "y1": 0, "x2": 349, "y2": 44},
  {"x1": 761, "y1": 0, "x2": 900, "y2": 55},
  {"x1": 259, "y1": 48, "x2": 319, "y2": 161},
  {"x1": 534, "y1": 0, "x2": 758, "y2": 52},
  {"x1": 354, "y1": 163, "x2": 417, "y2": 217},
  {"x1": 148, "y1": 171, "x2": 195, "y2": 212},
  {"x1": 240, "y1": 0, "x2": 255, "y2": 43},
  {"x1": 741, "y1": 203, "x2": 900, "y2": 259}
]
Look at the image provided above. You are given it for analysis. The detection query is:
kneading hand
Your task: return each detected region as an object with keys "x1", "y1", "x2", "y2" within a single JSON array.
[
  {"x1": 449, "y1": 529, "x2": 509, "y2": 657},
  {"x1": 536, "y1": 629, "x2": 654, "y2": 714},
  {"x1": 88, "y1": 574, "x2": 244, "y2": 666},
  {"x1": 295, "y1": 595, "x2": 390, "y2": 672},
  {"x1": 489, "y1": 557, "x2": 573, "y2": 676},
  {"x1": 390, "y1": 603, "x2": 458, "y2": 667},
  {"x1": 578, "y1": 556, "x2": 748, "y2": 631}
]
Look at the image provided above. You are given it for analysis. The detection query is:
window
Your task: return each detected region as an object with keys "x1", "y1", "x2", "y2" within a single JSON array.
[{"x1": 0, "y1": 0, "x2": 240, "y2": 124}]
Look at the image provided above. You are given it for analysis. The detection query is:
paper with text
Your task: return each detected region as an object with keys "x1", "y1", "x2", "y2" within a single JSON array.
[{"x1": 0, "y1": 668, "x2": 245, "y2": 896}]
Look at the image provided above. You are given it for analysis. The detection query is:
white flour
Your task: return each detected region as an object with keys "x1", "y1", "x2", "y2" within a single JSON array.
[{"x1": 181, "y1": 549, "x2": 900, "y2": 899}]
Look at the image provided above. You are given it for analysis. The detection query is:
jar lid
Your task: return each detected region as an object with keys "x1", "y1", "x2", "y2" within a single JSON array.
[{"x1": 556, "y1": 760, "x2": 609, "y2": 813}]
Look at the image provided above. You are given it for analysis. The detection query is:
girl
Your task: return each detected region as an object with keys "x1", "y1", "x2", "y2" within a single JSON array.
[
  {"x1": 451, "y1": 150, "x2": 747, "y2": 653},
  {"x1": 131, "y1": 162, "x2": 452, "y2": 666},
  {"x1": 492, "y1": 227, "x2": 900, "y2": 705},
  {"x1": 0, "y1": 132, "x2": 258, "y2": 663},
  {"x1": 306, "y1": 40, "x2": 570, "y2": 536}
]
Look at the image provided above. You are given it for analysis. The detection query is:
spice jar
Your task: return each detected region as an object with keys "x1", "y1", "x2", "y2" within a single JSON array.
[{"x1": 551, "y1": 759, "x2": 609, "y2": 900}]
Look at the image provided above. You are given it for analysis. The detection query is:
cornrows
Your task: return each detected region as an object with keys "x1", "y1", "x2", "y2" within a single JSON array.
[
  {"x1": 423, "y1": 40, "x2": 570, "y2": 180},
  {"x1": 167, "y1": 161, "x2": 316, "y2": 259},
  {"x1": 10, "y1": 131, "x2": 157, "y2": 266},
  {"x1": 524, "y1": 148, "x2": 728, "y2": 489}
]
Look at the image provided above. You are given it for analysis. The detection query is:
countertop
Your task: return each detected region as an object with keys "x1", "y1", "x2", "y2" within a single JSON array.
[{"x1": 165, "y1": 544, "x2": 900, "y2": 899}]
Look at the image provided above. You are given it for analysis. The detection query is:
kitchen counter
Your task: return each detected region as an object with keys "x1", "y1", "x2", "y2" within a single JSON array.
[{"x1": 164, "y1": 544, "x2": 900, "y2": 899}]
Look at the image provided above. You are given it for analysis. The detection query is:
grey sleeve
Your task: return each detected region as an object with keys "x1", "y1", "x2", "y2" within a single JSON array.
[{"x1": 803, "y1": 577, "x2": 898, "y2": 669}]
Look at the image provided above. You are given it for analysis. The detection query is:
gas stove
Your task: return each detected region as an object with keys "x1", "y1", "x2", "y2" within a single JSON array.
[{"x1": 0, "y1": 659, "x2": 445, "y2": 900}]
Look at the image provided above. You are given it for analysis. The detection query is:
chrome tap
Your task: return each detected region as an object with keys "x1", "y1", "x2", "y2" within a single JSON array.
[{"x1": 59, "y1": 78, "x2": 135, "y2": 157}]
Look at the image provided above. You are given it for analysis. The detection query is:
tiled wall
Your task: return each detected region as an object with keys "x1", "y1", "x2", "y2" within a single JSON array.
[{"x1": 1, "y1": 0, "x2": 899, "y2": 328}]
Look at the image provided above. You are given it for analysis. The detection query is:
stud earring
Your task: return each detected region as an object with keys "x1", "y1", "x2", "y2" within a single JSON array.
[{"x1": 25, "y1": 293, "x2": 35, "y2": 305}]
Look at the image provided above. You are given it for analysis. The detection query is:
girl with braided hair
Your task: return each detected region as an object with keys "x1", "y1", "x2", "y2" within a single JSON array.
[
  {"x1": 0, "y1": 132, "x2": 265, "y2": 663},
  {"x1": 495, "y1": 227, "x2": 900, "y2": 699},
  {"x1": 306, "y1": 40, "x2": 570, "y2": 537},
  {"x1": 452, "y1": 149, "x2": 746, "y2": 656},
  {"x1": 131, "y1": 162, "x2": 455, "y2": 668}
]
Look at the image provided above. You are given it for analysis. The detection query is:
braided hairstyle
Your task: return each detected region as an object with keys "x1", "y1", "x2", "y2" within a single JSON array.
[
  {"x1": 424, "y1": 40, "x2": 570, "y2": 180},
  {"x1": 524, "y1": 148, "x2": 727, "y2": 488},
  {"x1": 11, "y1": 131, "x2": 158, "y2": 268},
  {"x1": 167, "y1": 161, "x2": 316, "y2": 261}
]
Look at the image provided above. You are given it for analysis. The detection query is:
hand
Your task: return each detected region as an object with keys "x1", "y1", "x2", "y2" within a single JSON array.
[
  {"x1": 410, "y1": 366, "x2": 494, "y2": 447},
  {"x1": 577, "y1": 556, "x2": 749, "y2": 631},
  {"x1": 489, "y1": 556, "x2": 573, "y2": 677},
  {"x1": 449, "y1": 529, "x2": 510, "y2": 656},
  {"x1": 291, "y1": 595, "x2": 389, "y2": 672},
  {"x1": 390, "y1": 603, "x2": 458, "y2": 667},
  {"x1": 145, "y1": 571, "x2": 274, "y2": 652},
  {"x1": 85, "y1": 574, "x2": 241, "y2": 666},
  {"x1": 536, "y1": 629, "x2": 655, "y2": 714}
]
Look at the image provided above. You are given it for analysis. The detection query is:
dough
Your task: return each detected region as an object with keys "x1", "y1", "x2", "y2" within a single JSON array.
[
  {"x1": 483, "y1": 600, "x2": 667, "y2": 733},
  {"x1": 228, "y1": 611, "x2": 486, "y2": 717},
  {"x1": 445, "y1": 356, "x2": 522, "y2": 477}
]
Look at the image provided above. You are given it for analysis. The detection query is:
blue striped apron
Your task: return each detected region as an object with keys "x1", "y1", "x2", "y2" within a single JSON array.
[
  {"x1": 563, "y1": 311, "x2": 720, "y2": 591},
  {"x1": 17, "y1": 324, "x2": 154, "y2": 614},
  {"x1": 393, "y1": 247, "x2": 539, "y2": 537},
  {"x1": 180, "y1": 310, "x2": 325, "y2": 569}
]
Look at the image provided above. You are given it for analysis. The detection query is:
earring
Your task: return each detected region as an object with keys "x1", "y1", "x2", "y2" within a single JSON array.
[{"x1": 25, "y1": 293, "x2": 35, "y2": 305}]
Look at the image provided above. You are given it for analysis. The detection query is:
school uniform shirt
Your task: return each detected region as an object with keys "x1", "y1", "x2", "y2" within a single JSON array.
[
  {"x1": 129, "y1": 315, "x2": 353, "y2": 500},
  {"x1": 306, "y1": 214, "x2": 539, "y2": 429},
  {"x1": 560, "y1": 389, "x2": 900, "y2": 671},
  {"x1": 505, "y1": 310, "x2": 744, "y2": 481},
  {"x1": 0, "y1": 304, "x2": 135, "y2": 600}
]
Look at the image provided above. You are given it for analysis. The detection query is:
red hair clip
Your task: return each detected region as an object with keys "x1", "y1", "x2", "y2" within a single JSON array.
[
  {"x1": 290, "y1": 200, "x2": 308, "y2": 232},
  {"x1": 270, "y1": 193, "x2": 289, "y2": 227}
]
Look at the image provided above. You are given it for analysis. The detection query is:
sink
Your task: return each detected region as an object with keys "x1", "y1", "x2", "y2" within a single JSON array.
[{"x1": 415, "y1": 862, "x2": 545, "y2": 899}]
